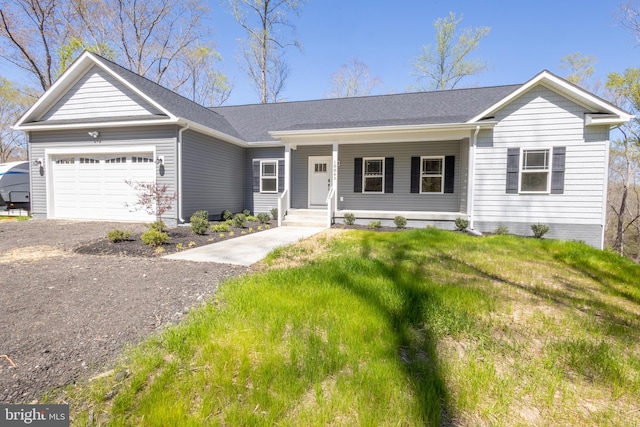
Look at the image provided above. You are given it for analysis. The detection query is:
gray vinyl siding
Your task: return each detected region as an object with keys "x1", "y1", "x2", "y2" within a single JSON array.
[
  {"x1": 474, "y1": 221, "x2": 603, "y2": 248},
  {"x1": 245, "y1": 146, "x2": 285, "y2": 214},
  {"x1": 473, "y1": 86, "x2": 609, "y2": 246},
  {"x1": 291, "y1": 145, "x2": 332, "y2": 208},
  {"x1": 181, "y1": 130, "x2": 244, "y2": 220},
  {"x1": 41, "y1": 66, "x2": 161, "y2": 121},
  {"x1": 29, "y1": 126, "x2": 177, "y2": 221},
  {"x1": 337, "y1": 141, "x2": 463, "y2": 212}
]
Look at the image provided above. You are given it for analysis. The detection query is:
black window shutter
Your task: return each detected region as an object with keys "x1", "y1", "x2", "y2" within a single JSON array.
[
  {"x1": 551, "y1": 146, "x2": 566, "y2": 194},
  {"x1": 506, "y1": 148, "x2": 520, "y2": 194},
  {"x1": 252, "y1": 160, "x2": 260, "y2": 193},
  {"x1": 278, "y1": 159, "x2": 285, "y2": 193},
  {"x1": 444, "y1": 156, "x2": 455, "y2": 193},
  {"x1": 354, "y1": 158, "x2": 363, "y2": 192},
  {"x1": 410, "y1": 157, "x2": 420, "y2": 193},
  {"x1": 385, "y1": 157, "x2": 394, "y2": 193}
]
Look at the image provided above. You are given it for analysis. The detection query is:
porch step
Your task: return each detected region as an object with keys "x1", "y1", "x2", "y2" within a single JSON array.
[{"x1": 282, "y1": 209, "x2": 327, "y2": 227}]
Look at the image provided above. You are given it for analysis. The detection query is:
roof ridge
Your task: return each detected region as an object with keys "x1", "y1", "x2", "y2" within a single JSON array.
[{"x1": 211, "y1": 83, "x2": 524, "y2": 109}]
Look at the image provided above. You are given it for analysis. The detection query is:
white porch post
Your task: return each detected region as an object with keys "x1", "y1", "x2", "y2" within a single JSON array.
[
  {"x1": 331, "y1": 142, "x2": 338, "y2": 226},
  {"x1": 284, "y1": 143, "x2": 291, "y2": 209},
  {"x1": 467, "y1": 126, "x2": 480, "y2": 230}
]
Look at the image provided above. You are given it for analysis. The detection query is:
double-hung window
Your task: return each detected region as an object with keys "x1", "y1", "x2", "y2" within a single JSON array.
[
  {"x1": 421, "y1": 156, "x2": 444, "y2": 193},
  {"x1": 363, "y1": 158, "x2": 384, "y2": 193},
  {"x1": 260, "y1": 160, "x2": 278, "y2": 193},
  {"x1": 520, "y1": 149, "x2": 550, "y2": 193}
]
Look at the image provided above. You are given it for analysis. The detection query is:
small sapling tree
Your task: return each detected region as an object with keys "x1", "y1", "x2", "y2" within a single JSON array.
[{"x1": 124, "y1": 180, "x2": 177, "y2": 223}]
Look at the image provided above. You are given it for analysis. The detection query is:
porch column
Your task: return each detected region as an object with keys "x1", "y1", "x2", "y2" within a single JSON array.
[
  {"x1": 284, "y1": 143, "x2": 291, "y2": 210},
  {"x1": 332, "y1": 142, "x2": 338, "y2": 221}
]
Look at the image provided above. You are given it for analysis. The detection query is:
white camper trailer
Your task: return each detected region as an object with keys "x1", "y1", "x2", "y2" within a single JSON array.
[{"x1": 0, "y1": 161, "x2": 30, "y2": 210}]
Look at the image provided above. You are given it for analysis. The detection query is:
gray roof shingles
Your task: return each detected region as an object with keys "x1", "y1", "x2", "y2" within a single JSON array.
[
  {"x1": 89, "y1": 53, "x2": 523, "y2": 144},
  {"x1": 211, "y1": 85, "x2": 521, "y2": 142}
]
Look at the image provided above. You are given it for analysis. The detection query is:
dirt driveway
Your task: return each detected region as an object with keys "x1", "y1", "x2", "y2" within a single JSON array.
[{"x1": 0, "y1": 219, "x2": 248, "y2": 404}]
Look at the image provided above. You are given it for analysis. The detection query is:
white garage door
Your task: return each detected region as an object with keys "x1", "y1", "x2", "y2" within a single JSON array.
[{"x1": 52, "y1": 153, "x2": 156, "y2": 221}]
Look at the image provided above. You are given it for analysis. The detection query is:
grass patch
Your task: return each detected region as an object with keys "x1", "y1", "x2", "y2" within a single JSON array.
[{"x1": 62, "y1": 229, "x2": 640, "y2": 426}]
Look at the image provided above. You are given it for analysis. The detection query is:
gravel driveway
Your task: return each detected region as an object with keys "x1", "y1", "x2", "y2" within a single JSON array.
[{"x1": 0, "y1": 219, "x2": 248, "y2": 404}]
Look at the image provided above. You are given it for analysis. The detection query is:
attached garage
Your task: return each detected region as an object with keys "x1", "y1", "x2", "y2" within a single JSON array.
[{"x1": 49, "y1": 152, "x2": 156, "y2": 221}]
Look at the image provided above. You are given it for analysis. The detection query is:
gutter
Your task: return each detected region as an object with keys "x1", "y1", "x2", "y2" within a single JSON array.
[
  {"x1": 177, "y1": 123, "x2": 190, "y2": 223},
  {"x1": 468, "y1": 126, "x2": 480, "y2": 230}
]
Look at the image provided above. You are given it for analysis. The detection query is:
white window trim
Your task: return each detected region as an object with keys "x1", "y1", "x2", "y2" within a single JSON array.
[
  {"x1": 260, "y1": 159, "x2": 278, "y2": 194},
  {"x1": 362, "y1": 157, "x2": 385, "y2": 194},
  {"x1": 519, "y1": 148, "x2": 551, "y2": 194},
  {"x1": 420, "y1": 155, "x2": 444, "y2": 194}
]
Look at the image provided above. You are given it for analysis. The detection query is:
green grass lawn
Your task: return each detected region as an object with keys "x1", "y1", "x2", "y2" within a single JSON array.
[{"x1": 65, "y1": 228, "x2": 640, "y2": 426}]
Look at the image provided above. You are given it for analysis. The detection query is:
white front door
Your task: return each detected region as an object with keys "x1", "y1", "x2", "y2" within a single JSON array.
[{"x1": 308, "y1": 156, "x2": 332, "y2": 207}]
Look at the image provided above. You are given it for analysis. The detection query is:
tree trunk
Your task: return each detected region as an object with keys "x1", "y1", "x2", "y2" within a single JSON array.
[{"x1": 614, "y1": 183, "x2": 628, "y2": 255}]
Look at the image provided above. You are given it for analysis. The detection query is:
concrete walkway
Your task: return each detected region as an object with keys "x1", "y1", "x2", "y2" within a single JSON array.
[{"x1": 164, "y1": 226, "x2": 326, "y2": 266}]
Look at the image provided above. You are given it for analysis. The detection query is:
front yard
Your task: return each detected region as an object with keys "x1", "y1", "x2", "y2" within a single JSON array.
[{"x1": 62, "y1": 228, "x2": 640, "y2": 426}]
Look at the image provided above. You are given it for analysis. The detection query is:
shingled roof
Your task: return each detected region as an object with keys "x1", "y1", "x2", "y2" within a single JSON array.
[{"x1": 211, "y1": 84, "x2": 521, "y2": 142}]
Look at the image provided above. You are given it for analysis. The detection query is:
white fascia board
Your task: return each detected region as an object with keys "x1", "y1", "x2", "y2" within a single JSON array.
[
  {"x1": 269, "y1": 122, "x2": 496, "y2": 144},
  {"x1": 585, "y1": 113, "x2": 635, "y2": 126},
  {"x1": 15, "y1": 118, "x2": 179, "y2": 132},
  {"x1": 179, "y1": 119, "x2": 248, "y2": 147},
  {"x1": 468, "y1": 70, "x2": 632, "y2": 124}
]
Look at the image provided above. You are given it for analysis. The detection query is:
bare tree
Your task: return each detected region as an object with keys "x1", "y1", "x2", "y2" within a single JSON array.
[
  {"x1": 412, "y1": 12, "x2": 490, "y2": 91},
  {"x1": 0, "y1": 0, "x2": 70, "y2": 91},
  {"x1": 618, "y1": 1, "x2": 640, "y2": 44},
  {"x1": 1, "y1": 0, "x2": 230, "y2": 104},
  {"x1": 325, "y1": 57, "x2": 382, "y2": 98},
  {"x1": 606, "y1": 68, "x2": 640, "y2": 256},
  {"x1": 229, "y1": 0, "x2": 305, "y2": 103}
]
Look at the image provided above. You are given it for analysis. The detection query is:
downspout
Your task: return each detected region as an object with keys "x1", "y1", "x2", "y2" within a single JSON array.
[
  {"x1": 468, "y1": 126, "x2": 480, "y2": 230},
  {"x1": 177, "y1": 123, "x2": 190, "y2": 223}
]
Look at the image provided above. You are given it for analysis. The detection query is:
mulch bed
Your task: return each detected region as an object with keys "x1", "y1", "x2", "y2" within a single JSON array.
[{"x1": 74, "y1": 220, "x2": 277, "y2": 257}]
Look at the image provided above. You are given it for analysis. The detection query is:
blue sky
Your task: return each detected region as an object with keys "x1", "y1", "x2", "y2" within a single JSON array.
[{"x1": 209, "y1": 0, "x2": 638, "y2": 105}]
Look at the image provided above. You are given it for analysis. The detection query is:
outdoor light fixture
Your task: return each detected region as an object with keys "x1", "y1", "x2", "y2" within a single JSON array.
[
  {"x1": 33, "y1": 158, "x2": 43, "y2": 167},
  {"x1": 88, "y1": 131, "x2": 100, "y2": 139},
  {"x1": 155, "y1": 157, "x2": 164, "y2": 165}
]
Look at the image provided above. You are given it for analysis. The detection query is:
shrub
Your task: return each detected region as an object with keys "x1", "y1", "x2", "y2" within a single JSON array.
[
  {"x1": 393, "y1": 216, "x2": 407, "y2": 229},
  {"x1": 191, "y1": 210, "x2": 208, "y2": 221},
  {"x1": 232, "y1": 213, "x2": 247, "y2": 228},
  {"x1": 270, "y1": 208, "x2": 278, "y2": 220},
  {"x1": 211, "y1": 223, "x2": 230, "y2": 232},
  {"x1": 190, "y1": 216, "x2": 209, "y2": 236},
  {"x1": 242, "y1": 209, "x2": 251, "y2": 216},
  {"x1": 344, "y1": 212, "x2": 356, "y2": 226},
  {"x1": 148, "y1": 220, "x2": 167, "y2": 232},
  {"x1": 141, "y1": 228, "x2": 170, "y2": 246},
  {"x1": 175, "y1": 242, "x2": 184, "y2": 251},
  {"x1": 107, "y1": 229, "x2": 132, "y2": 243},
  {"x1": 221, "y1": 210, "x2": 233, "y2": 221},
  {"x1": 454, "y1": 217, "x2": 469, "y2": 232},
  {"x1": 531, "y1": 223, "x2": 550, "y2": 239},
  {"x1": 368, "y1": 220, "x2": 382, "y2": 229},
  {"x1": 494, "y1": 225, "x2": 509, "y2": 235},
  {"x1": 190, "y1": 214, "x2": 209, "y2": 236},
  {"x1": 257, "y1": 212, "x2": 271, "y2": 224},
  {"x1": 246, "y1": 215, "x2": 258, "y2": 221}
]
